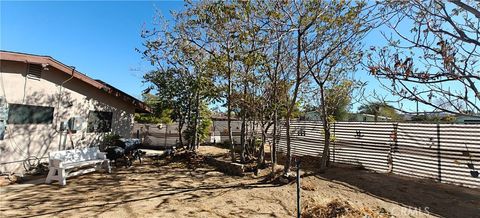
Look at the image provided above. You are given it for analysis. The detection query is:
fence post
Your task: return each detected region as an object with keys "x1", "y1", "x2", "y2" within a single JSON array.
[
  {"x1": 333, "y1": 122, "x2": 336, "y2": 164},
  {"x1": 388, "y1": 123, "x2": 398, "y2": 173},
  {"x1": 437, "y1": 123, "x2": 441, "y2": 182},
  {"x1": 296, "y1": 158, "x2": 301, "y2": 218}
]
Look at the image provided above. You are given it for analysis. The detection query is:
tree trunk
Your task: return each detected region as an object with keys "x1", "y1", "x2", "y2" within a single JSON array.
[
  {"x1": 283, "y1": 29, "x2": 303, "y2": 176},
  {"x1": 251, "y1": 107, "x2": 257, "y2": 159},
  {"x1": 186, "y1": 93, "x2": 193, "y2": 150},
  {"x1": 374, "y1": 106, "x2": 379, "y2": 122},
  {"x1": 284, "y1": 117, "x2": 292, "y2": 175},
  {"x1": 284, "y1": 82, "x2": 301, "y2": 175},
  {"x1": 271, "y1": 40, "x2": 281, "y2": 174},
  {"x1": 319, "y1": 84, "x2": 330, "y2": 172},
  {"x1": 271, "y1": 107, "x2": 277, "y2": 173},
  {"x1": 191, "y1": 91, "x2": 200, "y2": 152},
  {"x1": 240, "y1": 84, "x2": 247, "y2": 163},
  {"x1": 258, "y1": 123, "x2": 266, "y2": 166},
  {"x1": 240, "y1": 114, "x2": 246, "y2": 163},
  {"x1": 227, "y1": 43, "x2": 235, "y2": 162},
  {"x1": 195, "y1": 95, "x2": 201, "y2": 150},
  {"x1": 178, "y1": 120, "x2": 184, "y2": 147}
]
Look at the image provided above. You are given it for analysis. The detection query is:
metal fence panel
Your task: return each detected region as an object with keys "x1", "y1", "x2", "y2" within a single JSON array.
[
  {"x1": 277, "y1": 121, "x2": 480, "y2": 188},
  {"x1": 334, "y1": 122, "x2": 392, "y2": 173}
]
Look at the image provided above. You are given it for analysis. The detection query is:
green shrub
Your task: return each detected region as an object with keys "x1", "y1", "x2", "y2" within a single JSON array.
[{"x1": 101, "y1": 133, "x2": 121, "y2": 151}]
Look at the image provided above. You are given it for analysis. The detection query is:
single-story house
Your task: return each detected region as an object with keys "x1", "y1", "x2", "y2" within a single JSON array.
[
  {"x1": 0, "y1": 51, "x2": 151, "y2": 174},
  {"x1": 301, "y1": 111, "x2": 392, "y2": 122},
  {"x1": 210, "y1": 120, "x2": 247, "y2": 144},
  {"x1": 455, "y1": 115, "x2": 480, "y2": 124},
  {"x1": 348, "y1": 113, "x2": 392, "y2": 122},
  {"x1": 301, "y1": 111, "x2": 322, "y2": 121}
]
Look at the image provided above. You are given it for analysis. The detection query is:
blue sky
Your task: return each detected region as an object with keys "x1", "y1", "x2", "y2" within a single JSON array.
[
  {"x1": 1, "y1": 1, "x2": 439, "y2": 113},
  {"x1": 1, "y1": 1, "x2": 184, "y2": 100}
]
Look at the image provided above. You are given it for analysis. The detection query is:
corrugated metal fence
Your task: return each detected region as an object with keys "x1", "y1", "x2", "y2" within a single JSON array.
[
  {"x1": 277, "y1": 121, "x2": 480, "y2": 188},
  {"x1": 132, "y1": 123, "x2": 183, "y2": 147},
  {"x1": 133, "y1": 121, "x2": 259, "y2": 147}
]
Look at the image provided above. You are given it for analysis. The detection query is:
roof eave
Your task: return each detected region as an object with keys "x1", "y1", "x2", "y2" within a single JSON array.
[{"x1": 0, "y1": 50, "x2": 152, "y2": 114}]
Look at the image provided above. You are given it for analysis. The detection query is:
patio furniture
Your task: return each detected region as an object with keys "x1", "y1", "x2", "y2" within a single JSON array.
[
  {"x1": 120, "y1": 138, "x2": 144, "y2": 164},
  {"x1": 120, "y1": 138, "x2": 141, "y2": 149},
  {"x1": 45, "y1": 147, "x2": 111, "y2": 186}
]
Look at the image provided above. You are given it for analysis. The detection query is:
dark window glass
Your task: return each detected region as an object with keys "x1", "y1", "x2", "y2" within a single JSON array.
[
  {"x1": 7, "y1": 104, "x2": 54, "y2": 124},
  {"x1": 87, "y1": 111, "x2": 113, "y2": 133}
]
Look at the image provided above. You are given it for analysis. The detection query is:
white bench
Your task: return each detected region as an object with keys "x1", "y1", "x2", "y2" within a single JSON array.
[{"x1": 45, "y1": 147, "x2": 111, "y2": 186}]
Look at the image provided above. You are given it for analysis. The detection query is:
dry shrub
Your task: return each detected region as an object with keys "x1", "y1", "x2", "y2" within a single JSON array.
[
  {"x1": 302, "y1": 199, "x2": 363, "y2": 218},
  {"x1": 301, "y1": 180, "x2": 316, "y2": 191},
  {"x1": 358, "y1": 206, "x2": 392, "y2": 218},
  {"x1": 276, "y1": 154, "x2": 323, "y2": 172},
  {"x1": 155, "y1": 150, "x2": 208, "y2": 170},
  {"x1": 0, "y1": 174, "x2": 19, "y2": 186},
  {"x1": 302, "y1": 199, "x2": 391, "y2": 218}
]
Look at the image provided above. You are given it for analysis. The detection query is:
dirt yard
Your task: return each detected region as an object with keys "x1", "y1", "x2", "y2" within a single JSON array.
[{"x1": 1, "y1": 145, "x2": 479, "y2": 218}]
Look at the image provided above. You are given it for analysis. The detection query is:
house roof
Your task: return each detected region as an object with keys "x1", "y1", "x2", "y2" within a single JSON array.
[
  {"x1": 0, "y1": 50, "x2": 152, "y2": 113},
  {"x1": 356, "y1": 113, "x2": 392, "y2": 120}
]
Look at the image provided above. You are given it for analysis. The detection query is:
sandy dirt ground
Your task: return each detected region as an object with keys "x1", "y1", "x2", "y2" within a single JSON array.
[{"x1": 1, "y1": 145, "x2": 479, "y2": 218}]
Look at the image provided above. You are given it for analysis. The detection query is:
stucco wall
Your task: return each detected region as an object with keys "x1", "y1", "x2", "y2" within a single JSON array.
[{"x1": 0, "y1": 60, "x2": 135, "y2": 174}]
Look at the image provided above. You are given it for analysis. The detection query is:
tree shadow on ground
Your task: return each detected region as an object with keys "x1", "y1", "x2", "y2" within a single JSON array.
[
  {"x1": 5, "y1": 148, "x2": 478, "y2": 218},
  {"x1": 312, "y1": 166, "x2": 480, "y2": 218},
  {"x1": 0, "y1": 156, "x2": 283, "y2": 218}
]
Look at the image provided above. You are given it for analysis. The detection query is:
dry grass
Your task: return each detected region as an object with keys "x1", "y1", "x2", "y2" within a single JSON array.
[
  {"x1": 302, "y1": 199, "x2": 363, "y2": 218},
  {"x1": 0, "y1": 146, "x2": 478, "y2": 218},
  {"x1": 302, "y1": 198, "x2": 394, "y2": 218}
]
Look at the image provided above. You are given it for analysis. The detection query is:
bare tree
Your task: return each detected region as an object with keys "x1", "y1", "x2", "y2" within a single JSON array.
[
  {"x1": 303, "y1": 0, "x2": 372, "y2": 172},
  {"x1": 367, "y1": 0, "x2": 480, "y2": 115}
]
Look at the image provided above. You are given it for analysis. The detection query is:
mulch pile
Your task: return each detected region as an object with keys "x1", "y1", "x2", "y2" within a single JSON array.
[{"x1": 302, "y1": 199, "x2": 390, "y2": 218}]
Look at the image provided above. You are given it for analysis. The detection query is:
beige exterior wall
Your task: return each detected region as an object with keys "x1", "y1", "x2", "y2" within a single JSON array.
[{"x1": 0, "y1": 60, "x2": 135, "y2": 174}]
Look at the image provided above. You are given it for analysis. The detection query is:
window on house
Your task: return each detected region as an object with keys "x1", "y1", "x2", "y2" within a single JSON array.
[
  {"x1": 87, "y1": 111, "x2": 113, "y2": 133},
  {"x1": 7, "y1": 104, "x2": 54, "y2": 124}
]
